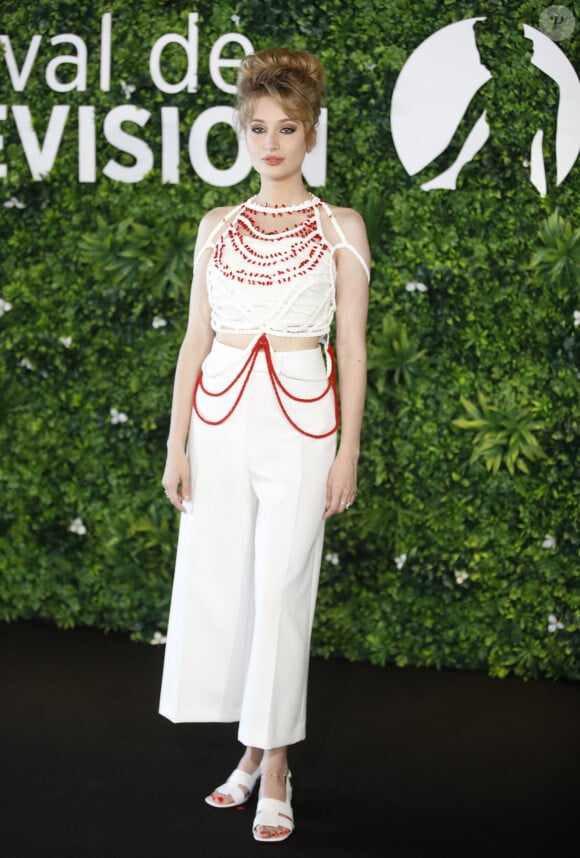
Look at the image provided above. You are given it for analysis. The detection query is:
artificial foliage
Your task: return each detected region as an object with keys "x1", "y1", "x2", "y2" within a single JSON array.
[{"x1": 0, "y1": 0, "x2": 578, "y2": 679}]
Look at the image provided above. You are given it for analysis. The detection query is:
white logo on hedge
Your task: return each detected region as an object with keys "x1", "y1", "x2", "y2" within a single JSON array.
[
  {"x1": 0, "y1": 13, "x2": 326, "y2": 187},
  {"x1": 539, "y1": 5, "x2": 576, "y2": 41},
  {"x1": 391, "y1": 16, "x2": 580, "y2": 195}
]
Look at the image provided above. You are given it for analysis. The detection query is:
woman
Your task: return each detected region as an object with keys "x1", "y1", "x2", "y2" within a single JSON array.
[{"x1": 159, "y1": 47, "x2": 370, "y2": 843}]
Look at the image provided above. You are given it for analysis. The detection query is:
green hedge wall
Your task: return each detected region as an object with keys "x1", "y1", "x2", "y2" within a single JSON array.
[{"x1": 1, "y1": 0, "x2": 579, "y2": 679}]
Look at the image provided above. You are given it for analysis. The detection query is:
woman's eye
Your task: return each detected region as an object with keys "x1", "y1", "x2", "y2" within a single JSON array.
[
  {"x1": 281, "y1": 127, "x2": 296, "y2": 134},
  {"x1": 250, "y1": 126, "x2": 266, "y2": 133}
]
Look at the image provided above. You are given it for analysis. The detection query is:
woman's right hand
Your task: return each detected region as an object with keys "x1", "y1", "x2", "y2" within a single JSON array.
[{"x1": 162, "y1": 447, "x2": 191, "y2": 512}]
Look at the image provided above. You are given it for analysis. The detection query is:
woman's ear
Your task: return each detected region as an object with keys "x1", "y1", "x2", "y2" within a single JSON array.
[{"x1": 306, "y1": 128, "x2": 317, "y2": 153}]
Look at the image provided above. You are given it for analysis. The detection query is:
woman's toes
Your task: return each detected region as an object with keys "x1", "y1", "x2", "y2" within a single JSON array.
[
  {"x1": 209, "y1": 791, "x2": 232, "y2": 805},
  {"x1": 258, "y1": 826, "x2": 289, "y2": 838}
]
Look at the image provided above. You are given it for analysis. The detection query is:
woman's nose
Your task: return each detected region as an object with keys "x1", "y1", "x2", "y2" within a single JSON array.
[{"x1": 263, "y1": 133, "x2": 279, "y2": 150}]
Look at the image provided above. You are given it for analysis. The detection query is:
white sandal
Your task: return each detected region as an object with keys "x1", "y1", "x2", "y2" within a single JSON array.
[
  {"x1": 205, "y1": 767, "x2": 260, "y2": 808},
  {"x1": 252, "y1": 771, "x2": 294, "y2": 843}
]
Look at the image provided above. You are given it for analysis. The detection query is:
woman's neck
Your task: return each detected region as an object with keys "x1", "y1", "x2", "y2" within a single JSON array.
[{"x1": 254, "y1": 180, "x2": 310, "y2": 207}]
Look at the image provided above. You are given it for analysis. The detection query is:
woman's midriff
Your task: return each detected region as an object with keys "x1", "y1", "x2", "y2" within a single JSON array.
[{"x1": 216, "y1": 332, "x2": 321, "y2": 351}]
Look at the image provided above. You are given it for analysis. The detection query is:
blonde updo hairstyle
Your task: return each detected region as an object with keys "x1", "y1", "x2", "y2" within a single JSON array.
[{"x1": 236, "y1": 48, "x2": 326, "y2": 151}]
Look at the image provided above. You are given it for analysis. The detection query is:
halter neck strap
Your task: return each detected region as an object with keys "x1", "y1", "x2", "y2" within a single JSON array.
[{"x1": 244, "y1": 193, "x2": 321, "y2": 215}]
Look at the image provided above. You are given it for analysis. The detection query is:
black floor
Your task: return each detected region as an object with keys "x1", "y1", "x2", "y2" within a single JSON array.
[{"x1": 1, "y1": 620, "x2": 579, "y2": 858}]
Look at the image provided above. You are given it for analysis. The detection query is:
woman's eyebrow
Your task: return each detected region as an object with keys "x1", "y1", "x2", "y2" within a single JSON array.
[{"x1": 249, "y1": 117, "x2": 298, "y2": 123}]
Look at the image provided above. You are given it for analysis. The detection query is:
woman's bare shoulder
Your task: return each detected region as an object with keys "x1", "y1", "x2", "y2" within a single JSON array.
[
  {"x1": 199, "y1": 204, "x2": 239, "y2": 232},
  {"x1": 325, "y1": 204, "x2": 366, "y2": 231},
  {"x1": 194, "y1": 204, "x2": 240, "y2": 250},
  {"x1": 322, "y1": 204, "x2": 369, "y2": 253},
  {"x1": 325, "y1": 203, "x2": 361, "y2": 218}
]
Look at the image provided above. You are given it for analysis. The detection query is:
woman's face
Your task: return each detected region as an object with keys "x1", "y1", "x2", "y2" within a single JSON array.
[{"x1": 245, "y1": 96, "x2": 311, "y2": 183}]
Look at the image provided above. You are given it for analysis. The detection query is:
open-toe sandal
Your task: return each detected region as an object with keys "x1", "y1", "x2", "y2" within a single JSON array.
[
  {"x1": 205, "y1": 766, "x2": 260, "y2": 808},
  {"x1": 252, "y1": 772, "x2": 294, "y2": 843}
]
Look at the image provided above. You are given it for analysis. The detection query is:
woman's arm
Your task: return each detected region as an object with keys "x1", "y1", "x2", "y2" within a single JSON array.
[
  {"x1": 324, "y1": 208, "x2": 370, "y2": 519},
  {"x1": 161, "y1": 208, "x2": 226, "y2": 511}
]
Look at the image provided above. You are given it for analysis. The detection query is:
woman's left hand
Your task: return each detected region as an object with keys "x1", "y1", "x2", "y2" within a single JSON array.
[{"x1": 324, "y1": 452, "x2": 358, "y2": 519}]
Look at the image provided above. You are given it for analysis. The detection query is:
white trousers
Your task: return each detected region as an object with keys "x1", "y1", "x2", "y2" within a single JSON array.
[{"x1": 159, "y1": 338, "x2": 336, "y2": 749}]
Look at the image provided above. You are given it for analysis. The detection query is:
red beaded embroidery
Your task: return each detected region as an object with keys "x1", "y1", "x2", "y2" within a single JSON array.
[{"x1": 213, "y1": 196, "x2": 330, "y2": 288}]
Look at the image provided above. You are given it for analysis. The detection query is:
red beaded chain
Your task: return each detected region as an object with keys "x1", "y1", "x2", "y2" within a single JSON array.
[{"x1": 193, "y1": 333, "x2": 339, "y2": 439}]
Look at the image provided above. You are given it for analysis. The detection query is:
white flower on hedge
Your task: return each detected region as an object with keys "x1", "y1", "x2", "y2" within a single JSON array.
[
  {"x1": 120, "y1": 80, "x2": 135, "y2": 99},
  {"x1": 395, "y1": 553, "x2": 407, "y2": 570},
  {"x1": 110, "y1": 407, "x2": 128, "y2": 424},
  {"x1": 18, "y1": 357, "x2": 33, "y2": 370},
  {"x1": 0, "y1": 298, "x2": 13, "y2": 316},
  {"x1": 455, "y1": 570, "x2": 469, "y2": 584},
  {"x1": 405, "y1": 281, "x2": 428, "y2": 293},
  {"x1": 59, "y1": 336, "x2": 72, "y2": 348},
  {"x1": 69, "y1": 517, "x2": 87, "y2": 535},
  {"x1": 547, "y1": 614, "x2": 564, "y2": 632},
  {"x1": 542, "y1": 534, "x2": 556, "y2": 549},
  {"x1": 574, "y1": 310, "x2": 580, "y2": 327},
  {"x1": 230, "y1": 14, "x2": 240, "y2": 26},
  {"x1": 4, "y1": 196, "x2": 25, "y2": 209},
  {"x1": 150, "y1": 631, "x2": 167, "y2": 645},
  {"x1": 152, "y1": 316, "x2": 167, "y2": 329},
  {"x1": 324, "y1": 552, "x2": 339, "y2": 566}
]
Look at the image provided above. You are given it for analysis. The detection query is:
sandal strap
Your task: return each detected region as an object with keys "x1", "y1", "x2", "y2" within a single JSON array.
[
  {"x1": 214, "y1": 767, "x2": 259, "y2": 804},
  {"x1": 254, "y1": 796, "x2": 294, "y2": 830}
]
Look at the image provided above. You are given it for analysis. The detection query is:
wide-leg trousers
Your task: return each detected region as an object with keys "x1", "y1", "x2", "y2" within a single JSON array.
[{"x1": 159, "y1": 338, "x2": 337, "y2": 749}]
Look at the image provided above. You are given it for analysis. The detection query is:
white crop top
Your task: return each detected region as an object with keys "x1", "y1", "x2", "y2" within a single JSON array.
[{"x1": 195, "y1": 194, "x2": 370, "y2": 339}]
